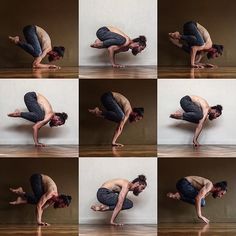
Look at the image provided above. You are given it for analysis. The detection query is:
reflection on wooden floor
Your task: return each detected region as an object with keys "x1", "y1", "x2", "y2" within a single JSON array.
[
  {"x1": 158, "y1": 67, "x2": 236, "y2": 78},
  {"x1": 158, "y1": 223, "x2": 236, "y2": 236},
  {"x1": 79, "y1": 224, "x2": 157, "y2": 236},
  {"x1": 79, "y1": 66, "x2": 157, "y2": 79},
  {"x1": 0, "y1": 225, "x2": 78, "y2": 236},
  {"x1": 158, "y1": 145, "x2": 236, "y2": 158},
  {"x1": 0, "y1": 67, "x2": 78, "y2": 78},
  {"x1": 0, "y1": 145, "x2": 78, "y2": 158},
  {"x1": 79, "y1": 145, "x2": 157, "y2": 157}
]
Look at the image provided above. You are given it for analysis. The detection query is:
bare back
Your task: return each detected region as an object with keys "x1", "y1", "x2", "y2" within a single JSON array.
[
  {"x1": 37, "y1": 93, "x2": 53, "y2": 115},
  {"x1": 107, "y1": 26, "x2": 130, "y2": 40},
  {"x1": 196, "y1": 23, "x2": 212, "y2": 49},
  {"x1": 112, "y1": 92, "x2": 132, "y2": 115},
  {"x1": 36, "y1": 26, "x2": 52, "y2": 51},
  {"x1": 41, "y1": 174, "x2": 58, "y2": 195},
  {"x1": 101, "y1": 179, "x2": 130, "y2": 192},
  {"x1": 190, "y1": 95, "x2": 210, "y2": 114},
  {"x1": 185, "y1": 176, "x2": 213, "y2": 191}
]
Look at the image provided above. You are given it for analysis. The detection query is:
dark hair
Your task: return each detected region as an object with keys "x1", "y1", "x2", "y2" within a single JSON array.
[
  {"x1": 207, "y1": 44, "x2": 223, "y2": 59},
  {"x1": 132, "y1": 35, "x2": 147, "y2": 47},
  {"x1": 55, "y1": 112, "x2": 68, "y2": 124},
  {"x1": 211, "y1": 105, "x2": 223, "y2": 114},
  {"x1": 53, "y1": 46, "x2": 65, "y2": 57},
  {"x1": 133, "y1": 107, "x2": 144, "y2": 117},
  {"x1": 132, "y1": 175, "x2": 147, "y2": 186},
  {"x1": 54, "y1": 195, "x2": 72, "y2": 208},
  {"x1": 214, "y1": 181, "x2": 227, "y2": 191}
]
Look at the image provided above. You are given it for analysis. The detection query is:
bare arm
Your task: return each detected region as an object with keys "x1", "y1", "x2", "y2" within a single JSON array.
[
  {"x1": 195, "y1": 184, "x2": 212, "y2": 224},
  {"x1": 112, "y1": 116, "x2": 129, "y2": 147},
  {"x1": 110, "y1": 186, "x2": 129, "y2": 226},
  {"x1": 191, "y1": 45, "x2": 206, "y2": 68},
  {"x1": 33, "y1": 113, "x2": 53, "y2": 147},
  {"x1": 193, "y1": 114, "x2": 207, "y2": 147},
  {"x1": 36, "y1": 192, "x2": 54, "y2": 226},
  {"x1": 32, "y1": 49, "x2": 60, "y2": 69},
  {"x1": 108, "y1": 46, "x2": 125, "y2": 68}
]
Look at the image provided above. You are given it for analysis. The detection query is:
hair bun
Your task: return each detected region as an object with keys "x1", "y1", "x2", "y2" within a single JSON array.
[
  {"x1": 62, "y1": 112, "x2": 68, "y2": 120},
  {"x1": 138, "y1": 175, "x2": 146, "y2": 182},
  {"x1": 139, "y1": 35, "x2": 147, "y2": 43},
  {"x1": 216, "y1": 105, "x2": 223, "y2": 112}
]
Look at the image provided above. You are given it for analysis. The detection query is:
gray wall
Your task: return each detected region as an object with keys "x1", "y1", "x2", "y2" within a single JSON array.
[
  {"x1": 79, "y1": 79, "x2": 157, "y2": 145},
  {"x1": 0, "y1": 158, "x2": 78, "y2": 224},
  {"x1": 159, "y1": 158, "x2": 235, "y2": 223},
  {"x1": 158, "y1": 0, "x2": 235, "y2": 66},
  {"x1": 0, "y1": 0, "x2": 78, "y2": 67}
]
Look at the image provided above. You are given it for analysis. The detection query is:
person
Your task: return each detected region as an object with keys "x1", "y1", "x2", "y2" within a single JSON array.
[
  {"x1": 8, "y1": 92, "x2": 68, "y2": 147},
  {"x1": 91, "y1": 175, "x2": 147, "y2": 226},
  {"x1": 170, "y1": 95, "x2": 222, "y2": 147},
  {"x1": 169, "y1": 21, "x2": 223, "y2": 68},
  {"x1": 90, "y1": 26, "x2": 147, "y2": 68},
  {"x1": 9, "y1": 25, "x2": 65, "y2": 69},
  {"x1": 9, "y1": 173, "x2": 72, "y2": 226},
  {"x1": 167, "y1": 176, "x2": 227, "y2": 224},
  {"x1": 88, "y1": 91, "x2": 144, "y2": 147}
]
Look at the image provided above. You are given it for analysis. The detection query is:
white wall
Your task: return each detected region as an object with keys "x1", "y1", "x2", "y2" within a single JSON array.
[
  {"x1": 0, "y1": 79, "x2": 78, "y2": 145},
  {"x1": 79, "y1": 158, "x2": 157, "y2": 224},
  {"x1": 158, "y1": 79, "x2": 236, "y2": 145},
  {"x1": 79, "y1": 0, "x2": 157, "y2": 66}
]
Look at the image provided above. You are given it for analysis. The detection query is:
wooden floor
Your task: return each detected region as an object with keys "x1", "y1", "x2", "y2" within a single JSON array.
[
  {"x1": 0, "y1": 67, "x2": 78, "y2": 78},
  {"x1": 0, "y1": 145, "x2": 78, "y2": 158},
  {"x1": 79, "y1": 66, "x2": 157, "y2": 79},
  {"x1": 0, "y1": 225, "x2": 78, "y2": 236},
  {"x1": 158, "y1": 67, "x2": 236, "y2": 78},
  {"x1": 158, "y1": 223, "x2": 236, "y2": 235},
  {"x1": 158, "y1": 145, "x2": 236, "y2": 158},
  {"x1": 79, "y1": 224, "x2": 157, "y2": 236},
  {"x1": 79, "y1": 145, "x2": 157, "y2": 157}
]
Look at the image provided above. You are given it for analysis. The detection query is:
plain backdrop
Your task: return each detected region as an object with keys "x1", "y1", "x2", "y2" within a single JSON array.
[
  {"x1": 79, "y1": 0, "x2": 157, "y2": 66},
  {"x1": 0, "y1": 79, "x2": 78, "y2": 145},
  {"x1": 158, "y1": 79, "x2": 236, "y2": 145},
  {"x1": 79, "y1": 158, "x2": 157, "y2": 224}
]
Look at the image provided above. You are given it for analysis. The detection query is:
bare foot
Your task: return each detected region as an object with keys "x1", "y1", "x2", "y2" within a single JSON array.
[
  {"x1": 9, "y1": 196, "x2": 26, "y2": 205},
  {"x1": 91, "y1": 204, "x2": 109, "y2": 211},
  {"x1": 167, "y1": 192, "x2": 181, "y2": 200},
  {"x1": 90, "y1": 39, "x2": 103, "y2": 48},
  {"x1": 170, "y1": 111, "x2": 183, "y2": 119},
  {"x1": 168, "y1": 32, "x2": 181, "y2": 39},
  {"x1": 9, "y1": 36, "x2": 20, "y2": 44},
  {"x1": 8, "y1": 109, "x2": 21, "y2": 117},
  {"x1": 169, "y1": 37, "x2": 182, "y2": 48},
  {"x1": 88, "y1": 107, "x2": 102, "y2": 117},
  {"x1": 9, "y1": 187, "x2": 25, "y2": 195}
]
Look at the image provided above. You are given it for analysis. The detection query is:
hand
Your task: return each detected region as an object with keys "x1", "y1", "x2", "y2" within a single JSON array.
[
  {"x1": 35, "y1": 143, "x2": 46, "y2": 147},
  {"x1": 199, "y1": 215, "x2": 210, "y2": 224},
  {"x1": 205, "y1": 63, "x2": 217, "y2": 68},
  {"x1": 191, "y1": 64, "x2": 204, "y2": 69},
  {"x1": 110, "y1": 221, "x2": 124, "y2": 226},
  {"x1": 112, "y1": 143, "x2": 124, "y2": 147},
  {"x1": 112, "y1": 64, "x2": 125, "y2": 68},
  {"x1": 193, "y1": 139, "x2": 200, "y2": 148},
  {"x1": 49, "y1": 65, "x2": 61, "y2": 69},
  {"x1": 38, "y1": 222, "x2": 50, "y2": 226}
]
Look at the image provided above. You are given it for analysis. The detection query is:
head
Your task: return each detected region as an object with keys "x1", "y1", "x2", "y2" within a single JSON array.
[
  {"x1": 49, "y1": 112, "x2": 68, "y2": 127},
  {"x1": 48, "y1": 46, "x2": 65, "y2": 62},
  {"x1": 131, "y1": 36, "x2": 147, "y2": 55},
  {"x1": 208, "y1": 105, "x2": 223, "y2": 120},
  {"x1": 131, "y1": 175, "x2": 147, "y2": 196},
  {"x1": 207, "y1": 44, "x2": 224, "y2": 59},
  {"x1": 212, "y1": 181, "x2": 227, "y2": 198},
  {"x1": 54, "y1": 194, "x2": 72, "y2": 208},
  {"x1": 129, "y1": 107, "x2": 144, "y2": 123}
]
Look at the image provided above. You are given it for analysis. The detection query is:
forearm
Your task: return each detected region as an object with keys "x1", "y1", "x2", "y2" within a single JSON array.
[
  {"x1": 193, "y1": 124, "x2": 203, "y2": 141},
  {"x1": 36, "y1": 207, "x2": 43, "y2": 224},
  {"x1": 191, "y1": 48, "x2": 197, "y2": 66},
  {"x1": 33, "y1": 127, "x2": 39, "y2": 145},
  {"x1": 110, "y1": 206, "x2": 122, "y2": 223},
  {"x1": 112, "y1": 128, "x2": 122, "y2": 144},
  {"x1": 108, "y1": 50, "x2": 116, "y2": 66},
  {"x1": 195, "y1": 199, "x2": 202, "y2": 218}
]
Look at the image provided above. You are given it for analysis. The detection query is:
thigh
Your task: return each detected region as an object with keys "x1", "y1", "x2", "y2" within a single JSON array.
[
  {"x1": 177, "y1": 179, "x2": 199, "y2": 199},
  {"x1": 30, "y1": 174, "x2": 44, "y2": 200},
  {"x1": 101, "y1": 93, "x2": 124, "y2": 115},
  {"x1": 24, "y1": 92, "x2": 44, "y2": 115},
  {"x1": 97, "y1": 188, "x2": 118, "y2": 206},
  {"x1": 23, "y1": 25, "x2": 42, "y2": 52}
]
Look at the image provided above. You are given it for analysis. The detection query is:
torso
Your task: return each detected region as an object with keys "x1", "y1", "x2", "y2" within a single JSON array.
[
  {"x1": 196, "y1": 23, "x2": 212, "y2": 49},
  {"x1": 41, "y1": 174, "x2": 58, "y2": 195},
  {"x1": 101, "y1": 179, "x2": 130, "y2": 192},
  {"x1": 190, "y1": 95, "x2": 210, "y2": 112},
  {"x1": 185, "y1": 176, "x2": 213, "y2": 193},
  {"x1": 36, "y1": 93, "x2": 53, "y2": 116},
  {"x1": 35, "y1": 26, "x2": 52, "y2": 51},
  {"x1": 112, "y1": 92, "x2": 132, "y2": 115}
]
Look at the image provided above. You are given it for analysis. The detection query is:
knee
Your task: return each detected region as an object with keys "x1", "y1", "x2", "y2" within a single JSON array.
[
  {"x1": 125, "y1": 200, "x2": 133, "y2": 209},
  {"x1": 201, "y1": 199, "x2": 206, "y2": 207},
  {"x1": 117, "y1": 113, "x2": 125, "y2": 122}
]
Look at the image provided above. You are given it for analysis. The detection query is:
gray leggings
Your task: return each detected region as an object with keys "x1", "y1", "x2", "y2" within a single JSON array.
[
  {"x1": 180, "y1": 96, "x2": 203, "y2": 124},
  {"x1": 96, "y1": 27, "x2": 126, "y2": 48},
  {"x1": 97, "y1": 188, "x2": 133, "y2": 210},
  {"x1": 21, "y1": 92, "x2": 45, "y2": 123}
]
